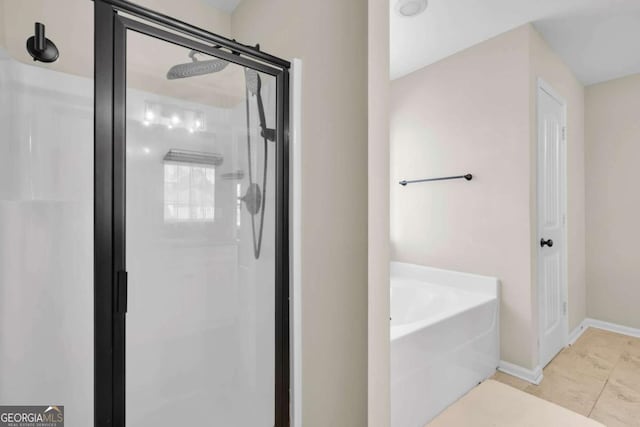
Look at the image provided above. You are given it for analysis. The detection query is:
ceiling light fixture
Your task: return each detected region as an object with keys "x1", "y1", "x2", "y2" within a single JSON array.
[
  {"x1": 396, "y1": 0, "x2": 428, "y2": 17},
  {"x1": 142, "y1": 101, "x2": 205, "y2": 134}
]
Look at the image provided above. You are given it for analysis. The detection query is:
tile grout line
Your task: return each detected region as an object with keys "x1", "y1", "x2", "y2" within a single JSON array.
[
  {"x1": 587, "y1": 339, "x2": 626, "y2": 419},
  {"x1": 588, "y1": 377, "x2": 608, "y2": 418}
]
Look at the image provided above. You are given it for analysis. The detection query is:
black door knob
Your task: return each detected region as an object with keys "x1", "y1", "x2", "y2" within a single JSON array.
[{"x1": 540, "y1": 238, "x2": 554, "y2": 248}]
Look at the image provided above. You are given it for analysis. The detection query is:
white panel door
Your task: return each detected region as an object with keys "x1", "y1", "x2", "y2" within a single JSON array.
[{"x1": 537, "y1": 82, "x2": 567, "y2": 368}]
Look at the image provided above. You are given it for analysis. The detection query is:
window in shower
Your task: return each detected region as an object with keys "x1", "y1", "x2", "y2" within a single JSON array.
[{"x1": 163, "y1": 162, "x2": 215, "y2": 222}]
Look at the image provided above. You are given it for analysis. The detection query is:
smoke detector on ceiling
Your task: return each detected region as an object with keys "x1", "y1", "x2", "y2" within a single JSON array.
[{"x1": 396, "y1": 0, "x2": 428, "y2": 17}]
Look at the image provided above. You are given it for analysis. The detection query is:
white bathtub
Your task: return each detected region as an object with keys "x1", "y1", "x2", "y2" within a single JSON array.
[{"x1": 390, "y1": 262, "x2": 500, "y2": 427}]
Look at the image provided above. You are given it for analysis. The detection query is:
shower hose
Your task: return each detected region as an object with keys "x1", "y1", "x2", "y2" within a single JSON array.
[{"x1": 244, "y1": 72, "x2": 268, "y2": 259}]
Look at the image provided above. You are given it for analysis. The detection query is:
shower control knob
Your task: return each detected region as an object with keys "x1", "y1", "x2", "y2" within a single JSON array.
[{"x1": 540, "y1": 238, "x2": 554, "y2": 248}]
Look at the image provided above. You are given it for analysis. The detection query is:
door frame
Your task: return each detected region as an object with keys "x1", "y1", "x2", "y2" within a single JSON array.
[
  {"x1": 536, "y1": 78, "x2": 569, "y2": 367},
  {"x1": 94, "y1": 1, "x2": 291, "y2": 426}
]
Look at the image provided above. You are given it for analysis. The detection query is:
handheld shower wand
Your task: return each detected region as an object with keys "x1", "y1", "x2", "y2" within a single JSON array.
[{"x1": 243, "y1": 69, "x2": 271, "y2": 259}]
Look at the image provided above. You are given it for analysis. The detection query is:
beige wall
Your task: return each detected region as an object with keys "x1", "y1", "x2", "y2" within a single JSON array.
[
  {"x1": 390, "y1": 25, "x2": 534, "y2": 368},
  {"x1": 528, "y1": 26, "x2": 586, "y2": 339},
  {"x1": 0, "y1": 1, "x2": 5, "y2": 48},
  {"x1": 1, "y1": 0, "x2": 93, "y2": 76},
  {"x1": 0, "y1": 0, "x2": 230, "y2": 78},
  {"x1": 585, "y1": 73, "x2": 640, "y2": 328},
  {"x1": 136, "y1": 0, "x2": 231, "y2": 35},
  {"x1": 390, "y1": 24, "x2": 587, "y2": 370},
  {"x1": 232, "y1": 1, "x2": 369, "y2": 426},
  {"x1": 368, "y1": 0, "x2": 390, "y2": 425}
]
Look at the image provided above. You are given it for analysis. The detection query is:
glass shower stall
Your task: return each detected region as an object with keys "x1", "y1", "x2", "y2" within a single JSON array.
[{"x1": 0, "y1": 1, "x2": 290, "y2": 426}]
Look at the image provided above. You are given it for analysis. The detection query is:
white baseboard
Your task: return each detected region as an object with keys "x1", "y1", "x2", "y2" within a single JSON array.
[
  {"x1": 498, "y1": 360, "x2": 543, "y2": 385},
  {"x1": 582, "y1": 318, "x2": 640, "y2": 339},
  {"x1": 568, "y1": 320, "x2": 589, "y2": 345},
  {"x1": 568, "y1": 318, "x2": 640, "y2": 348},
  {"x1": 499, "y1": 318, "x2": 640, "y2": 388}
]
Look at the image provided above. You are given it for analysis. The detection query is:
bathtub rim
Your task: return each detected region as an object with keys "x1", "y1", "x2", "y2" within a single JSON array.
[
  {"x1": 390, "y1": 262, "x2": 500, "y2": 342},
  {"x1": 391, "y1": 261, "x2": 500, "y2": 297}
]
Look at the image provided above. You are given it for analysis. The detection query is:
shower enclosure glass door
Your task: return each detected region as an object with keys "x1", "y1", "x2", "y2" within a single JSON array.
[
  {"x1": 125, "y1": 33, "x2": 278, "y2": 427},
  {"x1": 94, "y1": 2, "x2": 289, "y2": 426}
]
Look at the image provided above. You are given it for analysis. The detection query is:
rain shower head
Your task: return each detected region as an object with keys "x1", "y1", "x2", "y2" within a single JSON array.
[
  {"x1": 166, "y1": 50, "x2": 229, "y2": 80},
  {"x1": 166, "y1": 51, "x2": 262, "y2": 96}
]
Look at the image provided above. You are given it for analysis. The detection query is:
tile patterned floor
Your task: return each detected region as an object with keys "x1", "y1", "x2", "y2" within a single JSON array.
[
  {"x1": 427, "y1": 379, "x2": 603, "y2": 427},
  {"x1": 493, "y1": 327, "x2": 640, "y2": 426}
]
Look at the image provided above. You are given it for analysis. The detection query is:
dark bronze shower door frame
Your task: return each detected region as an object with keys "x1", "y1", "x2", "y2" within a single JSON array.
[{"x1": 93, "y1": 1, "x2": 290, "y2": 426}]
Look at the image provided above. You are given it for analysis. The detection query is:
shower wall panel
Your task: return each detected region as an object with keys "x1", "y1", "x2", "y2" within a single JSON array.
[{"x1": 0, "y1": 48, "x2": 94, "y2": 425}]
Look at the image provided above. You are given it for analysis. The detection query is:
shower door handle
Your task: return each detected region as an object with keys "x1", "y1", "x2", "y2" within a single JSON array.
[
  {"x1": 116, "y1": 270, "x2": 128, "y2": 314},
  {"x1": 540, "y1": 238, "x2": 554, "y2": 248}
]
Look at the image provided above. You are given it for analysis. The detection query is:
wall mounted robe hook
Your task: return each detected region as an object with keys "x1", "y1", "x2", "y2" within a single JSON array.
[{"x1": 26, "y1": 22, "x2": 59, "y2": 63}]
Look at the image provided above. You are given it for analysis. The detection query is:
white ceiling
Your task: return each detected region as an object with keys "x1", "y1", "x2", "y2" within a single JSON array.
[
  {"x1": 390, "y1": 0, "x2": 640, "y2": 85},
  {"x1": 201, "y1": 0, "x2": 244, "y2": 13}
]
